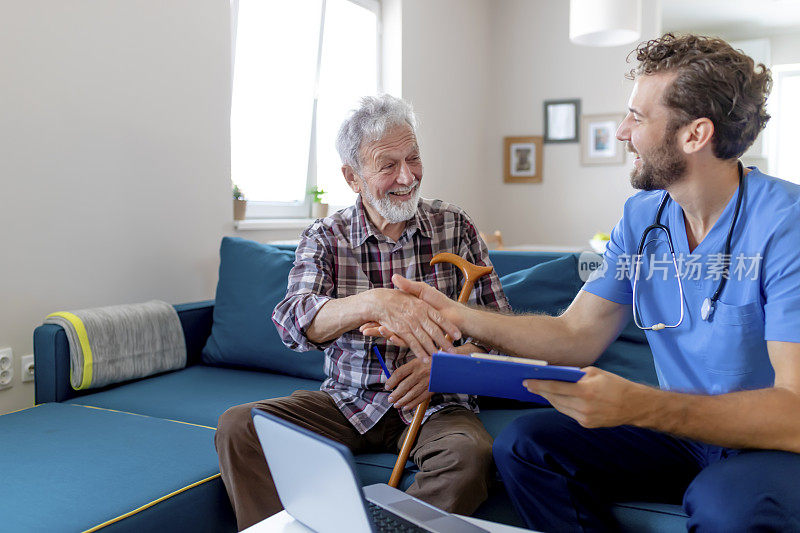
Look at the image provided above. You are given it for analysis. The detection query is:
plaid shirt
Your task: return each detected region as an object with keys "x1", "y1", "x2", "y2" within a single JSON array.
[{"x1": 272, "y1": 196, "x2": 510, "y2": 434}]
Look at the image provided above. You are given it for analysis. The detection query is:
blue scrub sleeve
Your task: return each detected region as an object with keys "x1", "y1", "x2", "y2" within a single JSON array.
[
  {"x1": 762, "y1": 205, "x2": 800, "y2": 343},
  {"x1": 582, "y1": 217, "x2": 634, "y2": 305}
]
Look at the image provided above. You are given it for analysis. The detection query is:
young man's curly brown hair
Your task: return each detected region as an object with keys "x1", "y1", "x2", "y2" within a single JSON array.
[{"x1": 627, "y1": 33, "x2": 772, "y2": 161}]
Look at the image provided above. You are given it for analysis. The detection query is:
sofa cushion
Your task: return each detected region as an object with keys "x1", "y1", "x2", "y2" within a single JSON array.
[
  {"x1": 500, "y1": 254, "x2": 657, "y2": 385},
  {"x1": 66, "y1": 365, "x2": 322, "y2": 428},
  {"x1": 202, "y1": 237, "x2": 325, "y2": 380},
  {"x1": 0, "y1": 403, "x2": 234, "y2": 532},
  {"x1": 500, "y1": 254, "x2": 583, "y2": 316},
  {"x1": 612, "y1": 502, "x2": 688, "y2": 533},
  {"x1": 488, "y1": 250, "x2": 567, "y2": 277},
  {"x1": 476, "y1": 406, "x2": 546, "y2": 437}
]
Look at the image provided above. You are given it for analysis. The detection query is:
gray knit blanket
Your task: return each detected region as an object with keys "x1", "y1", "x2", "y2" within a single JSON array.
[{"x1": 44, "y1": 300, "x2": 186, "y2": 390}]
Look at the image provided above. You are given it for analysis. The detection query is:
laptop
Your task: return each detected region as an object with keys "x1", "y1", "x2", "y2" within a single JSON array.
[{"x1": 251, "y1": 408, "x2": 489, "y2": 533}]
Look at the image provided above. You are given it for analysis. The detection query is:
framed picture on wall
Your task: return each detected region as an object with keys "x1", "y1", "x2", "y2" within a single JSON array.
[
  {"x1": 580, "y1": 113, "x2": 626, "y2": 166},
  {"x1": 503, "y1": 136, "x2": 543, "y2": 183},
  {"x1": 544, "y1": 99, "x2": 580, "y2": 143}
]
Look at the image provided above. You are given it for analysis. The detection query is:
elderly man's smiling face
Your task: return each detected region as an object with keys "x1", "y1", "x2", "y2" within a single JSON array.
[{"x1": 346, "y1": 123, "x2": 423, "y2": 225}]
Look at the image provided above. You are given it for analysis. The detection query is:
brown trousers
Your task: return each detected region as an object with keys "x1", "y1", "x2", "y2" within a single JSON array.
[{"x1": 215, "y1": 390, "x2": 494, "y2": 531}]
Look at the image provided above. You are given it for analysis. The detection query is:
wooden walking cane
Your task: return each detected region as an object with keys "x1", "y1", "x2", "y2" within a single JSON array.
[{"x1": 387, "y1": 252, "x2": 494, "y2": 488}]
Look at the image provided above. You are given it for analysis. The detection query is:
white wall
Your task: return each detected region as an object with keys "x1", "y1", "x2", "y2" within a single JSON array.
[
  {"x1": 480, "y1": 0, "x2": 661, "y2": 247},
  {"x1": 400, "y1": 0, "x2": 493, "y2": 229},
  {"x1": 395, "y1": 0, "x2": 792, "y2": 248},
  {"x1": 0, "y1": 0, "x2": 233, "y2": 414},
  {"x1": 771, "y1": 32, "x2": 800, "y2": 65}
]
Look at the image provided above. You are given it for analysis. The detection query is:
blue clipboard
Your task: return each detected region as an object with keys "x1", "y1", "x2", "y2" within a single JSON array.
[{"x1": 428, "y1": 351, "x2": 585, "y2": 403}]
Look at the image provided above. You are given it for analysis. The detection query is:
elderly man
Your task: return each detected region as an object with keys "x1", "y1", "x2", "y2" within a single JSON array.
[
  {"x1": 380, "y1": 34, "x2": 800, "y2": 531},
  {"x1": 215, "y1": 94, "x2": 509, "y2": 531}
]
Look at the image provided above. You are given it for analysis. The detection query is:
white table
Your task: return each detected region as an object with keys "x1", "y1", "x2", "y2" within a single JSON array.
[{"x1": 244, "y1": 510, "x2": 534, "y2": 533}]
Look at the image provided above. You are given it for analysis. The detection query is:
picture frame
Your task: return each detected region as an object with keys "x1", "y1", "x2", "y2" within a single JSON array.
[
  {"x1": 503, "y1": 136, "x2": 543, "y2": 183},
  {"x1": 544, "y1": 98, "x2": 580, "y2": 143},
  {"x1": 580, "y1": 113, "x2": 626, "y2": 166}
]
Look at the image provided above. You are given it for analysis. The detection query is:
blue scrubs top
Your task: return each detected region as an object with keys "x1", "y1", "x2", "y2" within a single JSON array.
[{"x1": 583, "y1": 168, "x2": 800, "y2": 395}]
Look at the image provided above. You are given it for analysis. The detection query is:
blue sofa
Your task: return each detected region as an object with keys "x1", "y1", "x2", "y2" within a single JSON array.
[{"x1": 11, "y1": 241, "x2": 690, "y2": 532}]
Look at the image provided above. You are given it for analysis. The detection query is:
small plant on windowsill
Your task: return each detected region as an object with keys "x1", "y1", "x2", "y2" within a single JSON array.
[
  {"x1": 308, "y1": 186, "x2": 328, "y2": 219},
  {"x1": 233, "y1": 183, "x2": 247, "y2": 221}
]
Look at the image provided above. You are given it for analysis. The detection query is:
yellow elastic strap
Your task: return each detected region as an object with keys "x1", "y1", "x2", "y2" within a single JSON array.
[
  {"x1": 66, "y1": 404, "x2": 219, "y2": 532},
  {"x1": 0, "y1": 404, "x2": 41, "y2": 417},
  {"x1": 72, "y1": 404, "x2": 216, "y2": 430},
  {"x1": 47, "y1": 311, "x2": 93, "y2": 389},
  {"x1": 81, "y1": 473, "x2": 221, "y2": 533}
]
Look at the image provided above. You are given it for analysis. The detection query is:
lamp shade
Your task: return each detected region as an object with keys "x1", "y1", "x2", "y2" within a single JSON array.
[{"x1": 570, "y1": 0, "x2": 641, "y2": 47}]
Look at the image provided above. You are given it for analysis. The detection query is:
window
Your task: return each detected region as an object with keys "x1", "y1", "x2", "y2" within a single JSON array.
[
  {"x1": 231, "y1": 0, "x2": 381, "y2": 218},
  {"x1": 767, "y1": 64, "x2": 800, "y2": 183}
]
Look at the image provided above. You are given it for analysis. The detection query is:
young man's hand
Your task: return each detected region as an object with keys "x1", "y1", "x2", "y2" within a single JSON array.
[
  {"x1": 523, "y1": 367, "x2": 649, "y2": 428},
  {"x1": 390, "y1": 274, "x2": 465, "y2": 326}
]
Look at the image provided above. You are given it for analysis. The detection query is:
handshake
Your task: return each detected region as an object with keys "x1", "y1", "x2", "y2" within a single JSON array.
[
  {"x1": 356, "y1": 273, "x2": 483, "y2": 411},
  {"x1": 359, "y1": 273, "x2": 474, "y2": 362},
  {"x1": 360, "y1": 253, "x2": 493, "y2": 362}
]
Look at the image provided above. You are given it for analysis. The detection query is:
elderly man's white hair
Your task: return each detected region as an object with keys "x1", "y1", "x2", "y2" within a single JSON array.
[{"x1": 335, "y1": 94, "x2": 418, "y2": 173}]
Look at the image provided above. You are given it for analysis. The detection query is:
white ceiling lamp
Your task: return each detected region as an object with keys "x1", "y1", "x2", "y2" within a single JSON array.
[{"x1": 570, "y1": 0, "x2": 642, "y2": 47}]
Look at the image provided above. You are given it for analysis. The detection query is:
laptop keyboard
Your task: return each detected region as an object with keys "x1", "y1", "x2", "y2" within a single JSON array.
[{"x1": 366, "y1": 501, "x2": 431, "y2": 533}]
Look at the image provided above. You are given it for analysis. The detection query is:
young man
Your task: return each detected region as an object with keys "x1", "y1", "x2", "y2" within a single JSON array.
[
  {"x1": 215, "y1": 95, "x2": 509, "y2": 530},
  {"x1": 379, "y1": 34, "x2": 800, "y2": 531}
]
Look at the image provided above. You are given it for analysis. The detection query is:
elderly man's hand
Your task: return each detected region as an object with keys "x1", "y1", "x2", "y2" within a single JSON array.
[
  {"x1": 386, "y1": 356, "x2": 432, "y2": 410},
  {"x1": 367, "y1": 287, "x2": 461, "y2": 361},
  {"x1": 382, "y1": 343, "x2": 481, "y2": 411}
]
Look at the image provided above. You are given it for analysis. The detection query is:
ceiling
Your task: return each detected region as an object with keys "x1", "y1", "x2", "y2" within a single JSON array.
[{"x1": 662, "y1": 0, "x2": 800, "y2": 39}]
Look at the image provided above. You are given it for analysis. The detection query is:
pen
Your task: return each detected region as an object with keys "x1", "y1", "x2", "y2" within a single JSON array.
[{"x1": 372, "y1": 345, "x2": 392, "y2": 379}]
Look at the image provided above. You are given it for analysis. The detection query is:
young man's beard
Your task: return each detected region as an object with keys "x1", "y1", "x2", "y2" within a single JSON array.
[{"x1": 629, "y1": 128, "x2": 687, "y2": 191}]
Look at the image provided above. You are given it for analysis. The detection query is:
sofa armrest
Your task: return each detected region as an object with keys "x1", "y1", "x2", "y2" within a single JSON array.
[
  {"x1": 33, "y1": 324, "x2": 72, "y2": 403},
  {"x1": 174, "y1": 300, "x2": 215, "y2": 366},
  {"x1": 33, "y1": 300, "x2": 215, "y2": 404}
]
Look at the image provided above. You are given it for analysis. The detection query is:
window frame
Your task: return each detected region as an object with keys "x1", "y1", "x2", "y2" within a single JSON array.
[
  {"x1": 766, "y1": 63, "x2": 800, "y2": 181},
  {"x1": 233, "y1": 0, "x2": 382, "y2": 219}
]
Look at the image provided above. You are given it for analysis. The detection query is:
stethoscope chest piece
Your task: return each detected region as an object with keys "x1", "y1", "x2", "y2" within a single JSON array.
[{"x1": 700, "y1": 297, "x2": 714, "y2": 321}]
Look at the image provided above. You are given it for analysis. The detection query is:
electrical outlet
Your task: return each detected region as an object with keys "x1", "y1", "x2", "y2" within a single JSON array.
[
  {"x1": 21, "y1": 354, "x2": 34, "y2": 383},
  {"x1": 0, "y1": 347, "x2": 13, "y2": 390}
]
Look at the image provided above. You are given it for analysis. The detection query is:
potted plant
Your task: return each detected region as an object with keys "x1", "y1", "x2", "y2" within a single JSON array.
[
  {"x1": 233, "y1": 183, "x2": 247, "y2": 221},
  {"x1": 308, "y1": 186, "x2": 328, "y2": 218}
]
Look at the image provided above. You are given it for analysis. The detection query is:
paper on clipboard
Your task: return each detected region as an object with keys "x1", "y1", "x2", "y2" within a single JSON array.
[{"x1": 428, "y1": 351, "x2": 585, "y2": 403}]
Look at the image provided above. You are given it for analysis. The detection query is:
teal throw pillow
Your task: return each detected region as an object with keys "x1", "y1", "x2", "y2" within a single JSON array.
[{"x1": 202, "y1": 237, "x2": 325, "y2": 380}]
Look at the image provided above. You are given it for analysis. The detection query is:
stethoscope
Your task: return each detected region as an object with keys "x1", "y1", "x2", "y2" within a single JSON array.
[{"x1": 632, "y1": 161, "x2": 745, "y2": 331}]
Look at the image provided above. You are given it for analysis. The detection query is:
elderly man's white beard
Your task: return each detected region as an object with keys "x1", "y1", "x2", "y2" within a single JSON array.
[{"x1": 360, "y1": 180, "x2": 421, "y2": 224}]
